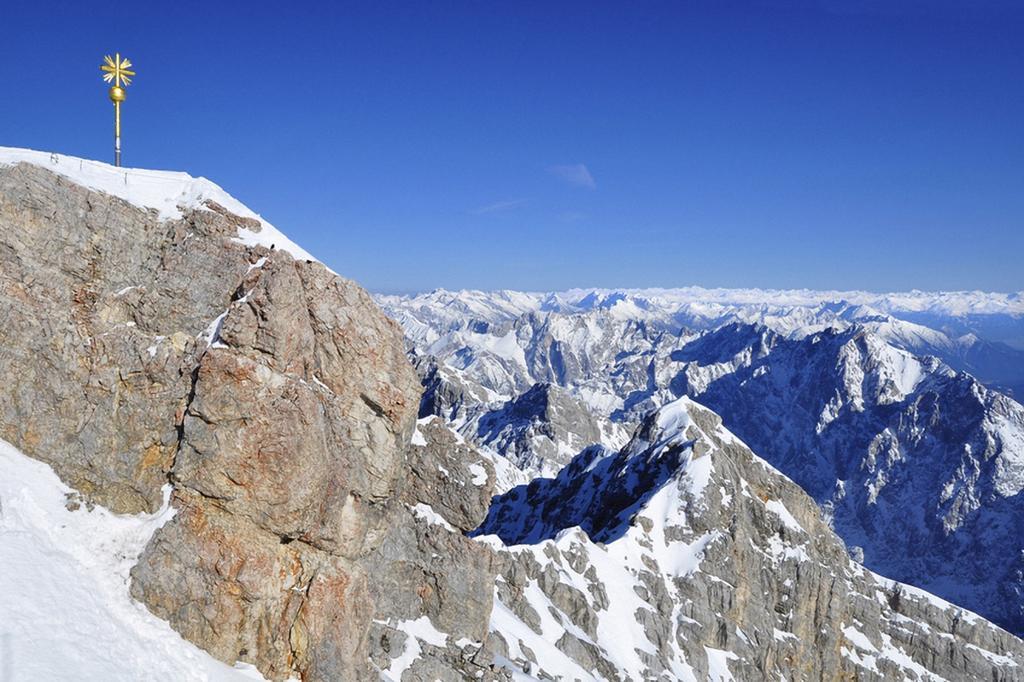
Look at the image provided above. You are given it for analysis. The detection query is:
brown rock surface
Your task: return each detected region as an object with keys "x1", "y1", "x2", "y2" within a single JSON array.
[{"x1": 0, "y1": 159, "x2": 497, "y2": 680}]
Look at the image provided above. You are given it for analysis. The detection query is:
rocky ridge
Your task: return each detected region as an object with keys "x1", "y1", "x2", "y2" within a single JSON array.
[
  {"x1": 476, "y1": 398, "x2": 1024, "y2": 680},
  {"x1": 670, "y1": 323, "x2": 1024, "y2": 636}
]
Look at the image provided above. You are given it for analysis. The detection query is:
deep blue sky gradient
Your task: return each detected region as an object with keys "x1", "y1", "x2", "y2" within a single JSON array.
[{"x1": 3, "y1": 1, "x2": 1022, "y2": 293}]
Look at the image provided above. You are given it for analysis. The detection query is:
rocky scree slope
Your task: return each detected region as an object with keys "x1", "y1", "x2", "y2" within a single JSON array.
[{"x1": 0, "y1": 152, "x2": 502, "y2": 681}]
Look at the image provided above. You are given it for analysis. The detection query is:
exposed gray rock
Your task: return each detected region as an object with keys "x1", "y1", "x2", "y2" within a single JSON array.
[
  {"x1": 416, "y1": 354, "x2": 499, "y2": 423},
  {"x1": 403, "y1": 417, "x2": 495, "y2": 531},
  {"x1": 471, "y1": 383, "x2": 619, "y2": 473},
  {"x1": 0, "y1": 163, "x2": 246, "y2": 514},
  {"x1": 477, "y1": 398, "x2": 1024, "y2": 681}
]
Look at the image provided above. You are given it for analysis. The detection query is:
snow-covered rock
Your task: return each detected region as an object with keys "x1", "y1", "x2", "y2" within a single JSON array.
[
  {"x1": 474, "y1": 398, "x2": 1024, "y2": 680},
  {"x1": 381, "y1": 288, "x2": 1024, "y2": 396},
  {"x1": 385, "y1": 289, "x2": 1024, "y2": 637},
  {"x1": 0, "y1": 146, "x2": 317, "y2": 262},
  {"x1": 670, "y1": 323, "x2": 1024, "y2": 636}
]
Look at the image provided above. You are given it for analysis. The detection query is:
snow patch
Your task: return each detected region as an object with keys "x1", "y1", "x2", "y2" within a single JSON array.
[
  {"x1": 0, "y1": 439, "x2": 264, "y2": 681},
  {"x1": 409, "y1": 503, "x2": 457, "y2": 532},
  {"x1": 468, "y1": 462, "x2": 488, "y2": 486},
  {"x1": 376, "y1": 616, "x2": 448, "y2": 681}
]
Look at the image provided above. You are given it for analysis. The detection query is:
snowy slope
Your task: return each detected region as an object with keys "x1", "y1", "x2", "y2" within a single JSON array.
[
  {"x1": 0, "y1": 147, "x2": 316, "y2": 262},
  {"x1": 0, "y1": 440, "x2": 264, "y2": 681},
  {"x1": 473, "y1": 398, "x2": 1024, "y2": 680}
]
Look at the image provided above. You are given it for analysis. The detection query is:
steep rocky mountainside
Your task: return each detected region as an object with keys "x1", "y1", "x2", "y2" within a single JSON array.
[
  {"x1": 470, "y1": 382, "x2": 628, "y2": 473},
  {"x1": 385, "y1": 289, "x2": 1024, "y2": 638},
  {"x1": 400, "y1": 307, "x2": 685, "y2": 479},
  {"x1": 0, "y1": 153, "x2": 500, "y2": 681},
  {"x1": 422, "y1": 368, "x2": 629, "y2": 477},
  {"x1": 669, "y1": 323, "x2": 1024, "y2": 636},
  {"x1": 475, "y1": 398, "x2": 1024, "y2": 680},
  {"x1": 3, "y1": 150, "x2": 1023, "y2": 681}
]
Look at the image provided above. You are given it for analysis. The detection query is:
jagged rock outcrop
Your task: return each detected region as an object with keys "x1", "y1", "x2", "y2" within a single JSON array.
[
  {"x1": 359, "y1": 418, "x2": 505, "y2": 681},
  {"x1": 416, "y1": 355, "x2": 499, "y2": 423},
  {"x1": 0, "y1": 155, "x2": 498, "y2": 681},
  {"x1": 403, "y1": 417, "x2": 495, "y2": 531},
  {"x1": 472, "y1": 382, "x2": 626, "y2": 474},
  {"x1": 416, "y1": 357, "x2": 629, "y2": 478},
  {"x1": 476, "y1": 398, "x2": 1024, "y2": 680},
  {"x1": 0, "y1": 163, "x2": 248, "y2": 514}
]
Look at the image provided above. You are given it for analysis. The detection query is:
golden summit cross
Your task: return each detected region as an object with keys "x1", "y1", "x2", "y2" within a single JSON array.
[{"x1": 100, "y1": 53, "x2": 136, "y2": 167}]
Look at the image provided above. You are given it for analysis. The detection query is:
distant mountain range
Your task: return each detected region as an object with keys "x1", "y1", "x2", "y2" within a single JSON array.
[
  {"x1": 381, "y1": 287, "x2": 1024, "y2": 636},
  {"x1": 381, "y1": 287, "x2": 1024, "y2": 396}
]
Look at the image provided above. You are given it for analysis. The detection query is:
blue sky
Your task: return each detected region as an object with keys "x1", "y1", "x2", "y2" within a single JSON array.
[{"x1": 3, "y1": 1, "x2": 1022, "y2": 293}]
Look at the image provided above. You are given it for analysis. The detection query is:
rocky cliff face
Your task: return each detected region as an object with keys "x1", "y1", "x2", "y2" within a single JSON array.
[{"x1": 0, "y1": 154, "x2": 499, "y2": 681}]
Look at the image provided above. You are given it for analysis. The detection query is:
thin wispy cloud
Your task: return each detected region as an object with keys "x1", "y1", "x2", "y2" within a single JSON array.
[
  {"x1": 548, "y1": 163, "x2": 596, "y2": 189},
  {"x1": 470, "y1": 198, "x2": 529, "y2": 215}
]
